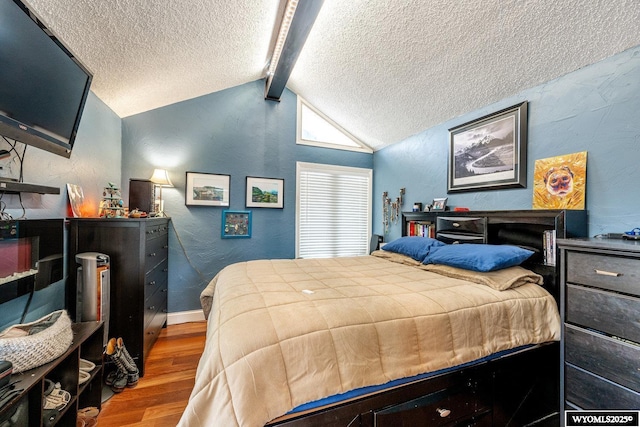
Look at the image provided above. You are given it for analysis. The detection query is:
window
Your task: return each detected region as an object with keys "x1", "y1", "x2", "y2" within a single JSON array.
[
  {"x1": 296, "y1": 162, "x2": 372, "y2": 258},
  {"x1": 297, "y1": 97, "x2": 372, "y2": 153}
]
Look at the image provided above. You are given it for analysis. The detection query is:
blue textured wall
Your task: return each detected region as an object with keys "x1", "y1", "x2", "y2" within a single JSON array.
[
  {"x1": 0, "y1": 92, "x2": 121, "y2": 329},
  {"x1": 374, "y1": 46, "x2": 640, "y2": 242},
  {"x1": 2, "y1": 92, "x2": 121, "y2": 219},
  {"x1": 121, "y1": 80, "x2": 373, "y2": 312}
]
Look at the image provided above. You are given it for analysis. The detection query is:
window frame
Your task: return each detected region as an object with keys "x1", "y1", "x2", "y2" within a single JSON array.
[
  {"x1": 296, "y1": 161, "x2": 372, "y2": 259},
  {"x1": 296, "y1": 97, "x2": 373, "y2": 153}
]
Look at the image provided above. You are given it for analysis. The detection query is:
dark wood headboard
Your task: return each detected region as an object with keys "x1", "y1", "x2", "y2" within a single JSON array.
[{"x1": 401, "y1": 209, "x2": 588, "y2": 303}]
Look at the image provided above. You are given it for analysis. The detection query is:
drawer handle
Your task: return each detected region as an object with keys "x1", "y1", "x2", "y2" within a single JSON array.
[
  {"x1": 452, "y1": 222, "x2": 460, "y2": 228},
  {"x1": 149, "y1": 252, "x2": 156, "y2": 257},
  {"x1": 436, "y1": 408, "x2": 451, "y2": 418},
  {"x1": 148, "y1": 281, "x2": 156, "y2": 286},
  {"x1": 149, "y1": 305, "x2": 155, "y2": 310},
  {"x1": 595, "y1": 269, "x2": 622, "y2": 277}
]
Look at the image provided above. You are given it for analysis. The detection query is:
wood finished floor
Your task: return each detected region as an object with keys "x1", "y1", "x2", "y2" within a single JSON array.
[{"x1": 98, "y1": 321, "x2": 207, "y2": 426}]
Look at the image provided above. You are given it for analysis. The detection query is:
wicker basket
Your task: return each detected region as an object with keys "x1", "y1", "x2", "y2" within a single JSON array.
[{"x1": 0, "y1": 310, "x2": 73, "y2": 373}]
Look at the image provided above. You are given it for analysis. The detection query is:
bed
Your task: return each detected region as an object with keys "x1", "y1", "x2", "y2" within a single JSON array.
[{"x1": 178, "y1": 209, "x2": 587, "y2": 427}]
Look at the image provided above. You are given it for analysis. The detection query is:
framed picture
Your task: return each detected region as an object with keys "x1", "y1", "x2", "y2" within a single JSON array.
[
  {"x1": 532, "y1": 151, "x2": 587, "y2": 210},
  {"x1": 66, "y1": 183, "x2": 85, "y2": 217},
  {"x1": 185, "y1": 172, "x2": 230, "y2": 206},
  {"x1": 431, "y1": 197, "x2": 448, "y2": 211},
  {"x1": 246, "y1": 176, "x2": 284, "y2": 209},
  {"x1": 448, "y1": 101, "x2": 528, "y2": 193},
  {"x1": 221, "y1": 210, "x2": 251, "y2": 238}
]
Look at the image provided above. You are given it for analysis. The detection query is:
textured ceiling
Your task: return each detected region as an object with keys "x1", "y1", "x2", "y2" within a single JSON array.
[{"x1": 22, "y1": 0, "x2": 640, "y2": 150}]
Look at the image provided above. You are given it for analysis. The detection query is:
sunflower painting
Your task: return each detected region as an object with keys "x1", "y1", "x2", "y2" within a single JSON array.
[{"x1": 532, "y1": 151, "x2": 587, "y2": 210}]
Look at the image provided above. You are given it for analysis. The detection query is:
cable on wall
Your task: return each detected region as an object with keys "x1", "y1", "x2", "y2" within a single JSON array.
[{"x1": 0, "y1": 136, "x2": 28, "y2": 218}]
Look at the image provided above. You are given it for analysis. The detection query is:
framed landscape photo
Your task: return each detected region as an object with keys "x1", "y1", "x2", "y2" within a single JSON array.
[
  {"x1": 448, "y1": 102, "x2": 528, "y2": 193},
  {"x1": 221, "y1": 210, "x2": 251, "y2": 238},
  {"x1": 185, "y1": 172, "x2": 230, "y2": 206},
  {"x1": 246, "y1": 176, "x2": 284, "y2": 209}
]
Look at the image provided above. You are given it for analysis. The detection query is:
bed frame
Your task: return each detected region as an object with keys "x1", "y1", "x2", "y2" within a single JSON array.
[{"x1": 267, "y1": 209, "x2": 587, "y2": 427}]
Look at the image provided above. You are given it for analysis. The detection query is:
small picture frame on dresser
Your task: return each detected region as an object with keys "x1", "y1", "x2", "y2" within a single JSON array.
[{"x1": 431, "y1": 197, "x2": 448, "y2": 211}]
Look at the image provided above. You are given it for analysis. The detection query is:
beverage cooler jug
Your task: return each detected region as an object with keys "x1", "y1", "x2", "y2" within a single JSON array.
[{"x1": 75, "y1": 252, "x2": 110, "y2": 345}]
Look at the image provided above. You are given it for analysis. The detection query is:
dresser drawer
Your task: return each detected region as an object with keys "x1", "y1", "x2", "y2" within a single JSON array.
[
  {"x1": 565, "y1": 324, "x2": 640, "y2": 392},
  {"x1": 565, "y1": 364, "x2": 640, "y2": 410},
  {"x1": 436, "y1": 232, "x2": 485, "y2": 244},
  {"x1": 373, "y1": 379, "x2": 491, "y2": 427},
  {"x1": 437, "y1": 217, "x2": 485, "y2": 235},
  {"x1": 145, "y1": 222, "x2": 169, "y2": 240},
  {"x1": 144, "y1": 258, "x2": 168, "y2": 299},
  {"x1": 145, "y1": 234, "x2": 168, "y2": 271},
  {"x1": 143, "y1": 305, "x2": 167, "y2": 361},
  {"x1": 566, "y1": 284, "x2": 640, "y2": 344},
  {"x1": 566, "y1": 251, "x2": 640, "y2": 297},
  {"x1": 144, "y1": 282, "x2": 168, "y2": 330}
]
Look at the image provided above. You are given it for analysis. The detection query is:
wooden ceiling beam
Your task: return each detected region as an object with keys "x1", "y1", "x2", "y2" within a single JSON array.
[{"x1": 264, "y1": 0, "x2": 324, "y2": 101}]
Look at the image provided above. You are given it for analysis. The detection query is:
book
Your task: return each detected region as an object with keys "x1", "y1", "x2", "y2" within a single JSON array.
[{"x1": 543, "y1": 229, "x2": 556, "y2": 266}]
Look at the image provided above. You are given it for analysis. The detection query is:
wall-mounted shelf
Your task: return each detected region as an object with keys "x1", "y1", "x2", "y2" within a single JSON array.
[{"x1": 0, "y1": 180, "x2": 60, "y2": 194}]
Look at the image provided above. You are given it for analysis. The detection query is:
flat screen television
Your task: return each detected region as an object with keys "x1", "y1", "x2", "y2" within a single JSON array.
[{"x1": 0, "y1": 0, "x2": 92, "y2": 158}]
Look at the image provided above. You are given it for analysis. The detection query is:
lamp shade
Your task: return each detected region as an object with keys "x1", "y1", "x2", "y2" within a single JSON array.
[{"x1": 149, "y1": 169, "x2": 173, "y2": 187}]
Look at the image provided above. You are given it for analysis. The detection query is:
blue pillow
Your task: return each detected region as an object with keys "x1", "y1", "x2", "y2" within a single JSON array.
[
  {"x1": 421, "y1": 243, "x2": 534, "y2": 272},
  {"x1": 381, "y1": 236, "x2": 446, "y2": 261}
]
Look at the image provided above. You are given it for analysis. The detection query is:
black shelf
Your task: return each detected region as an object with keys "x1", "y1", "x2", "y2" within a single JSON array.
[
  {"x1": 0, "y1": 180, "x2": 60, "y2": 194},
  {"x1": 0, "y1": 322, "x2": 104, "y2": 427}
]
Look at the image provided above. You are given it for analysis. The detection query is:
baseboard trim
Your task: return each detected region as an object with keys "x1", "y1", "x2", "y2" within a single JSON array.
[{"x1": 167, "y1": 309, "x2": 205, "y2": 325}]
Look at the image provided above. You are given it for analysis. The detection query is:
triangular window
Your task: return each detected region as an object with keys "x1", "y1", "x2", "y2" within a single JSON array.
[{"x1": 297, "y1": 97, "x2": 372, "y2": 153}]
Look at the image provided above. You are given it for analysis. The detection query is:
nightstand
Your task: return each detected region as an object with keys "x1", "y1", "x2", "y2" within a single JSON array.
[{"x1": 558, "y1": 238, "x2": 640, "y2": 412}]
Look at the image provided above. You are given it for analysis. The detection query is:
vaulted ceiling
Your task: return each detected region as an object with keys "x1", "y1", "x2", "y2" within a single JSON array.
[{"x1": 23, "y1": 0, "x2": 640, "y2": 150}]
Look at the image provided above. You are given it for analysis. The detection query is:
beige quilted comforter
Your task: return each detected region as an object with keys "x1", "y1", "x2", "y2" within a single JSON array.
[{"x1": 179, "y1": 254, "x2": 560, "y2": 427}]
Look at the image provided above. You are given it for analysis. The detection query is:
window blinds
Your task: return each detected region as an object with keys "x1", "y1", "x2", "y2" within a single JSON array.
[{"x1": 296, "y1": 162, "x2": 372, "y2": 259}]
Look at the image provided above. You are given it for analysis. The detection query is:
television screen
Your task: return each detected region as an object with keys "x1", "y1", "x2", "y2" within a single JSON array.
[{"x1": 0, "y1": 0, "x2": 92, "y2": 158}]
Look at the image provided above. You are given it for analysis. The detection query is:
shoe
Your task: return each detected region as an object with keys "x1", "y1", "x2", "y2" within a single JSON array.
[
  {"x1": 105, "y1": 338, "x2": 139, "y2": 388},
  {"x1": 106, "y1": 368, "x2": 127, "y2": 393},
  {"x1": 116, "y1": 338, "x2": 138, "y2": 375},
  {"x1": 42, "y1": 382, "x2": 70, "y2": 410},
  {"x1": 79, "y1": 359, "x2": 96, "y2": 372},
  {"x1": 115, "y1": 337, "x2": 139, "y2": 387},
  {"x1": 104, "y1": 368, "x2": 125, "y2": 387},
  {"x1": 78, "y1": 406, "x2": 99, "y2": 427},
  {"x1": 78, "y1": 407, "x2": 99, "y2": 418},
  {"x1": 79, "y1": 358, "x2": 95, "y2": 385},
  {"x1": 78, "y1": 370, "x2": 90, "y2": 385},
  {"x1": 42, "y1": 381, "x2": 71, "y2": 426}
]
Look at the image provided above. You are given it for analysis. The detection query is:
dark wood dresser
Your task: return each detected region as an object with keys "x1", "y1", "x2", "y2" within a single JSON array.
[
  {"x1": 558, "y1": 238, "x2": 640, "y2": 413},
  {"x1": 68, "y1": 217, "x2": 169, "y2": 377}
]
